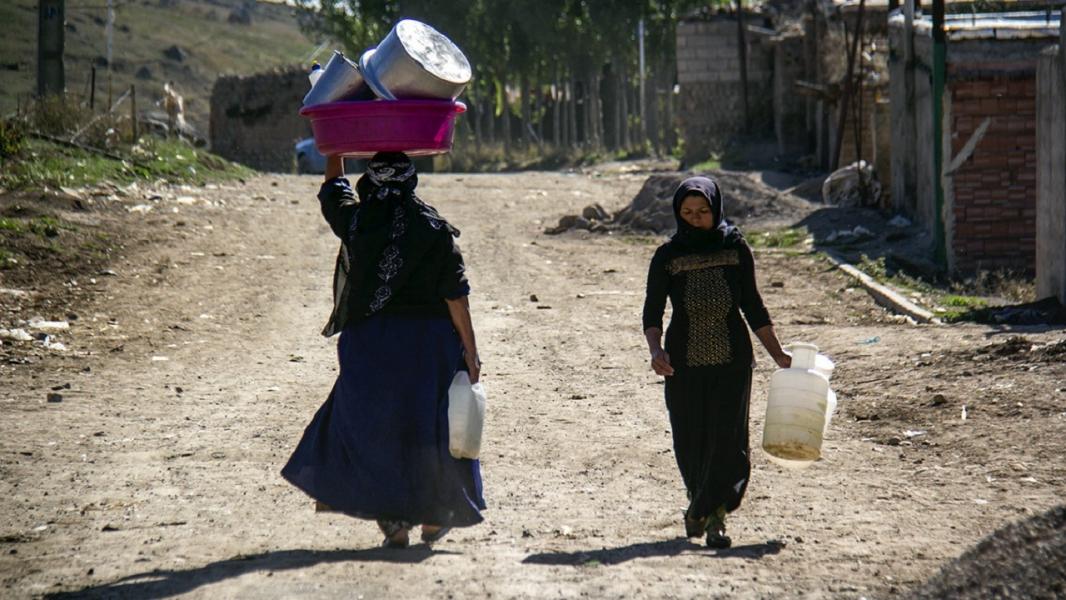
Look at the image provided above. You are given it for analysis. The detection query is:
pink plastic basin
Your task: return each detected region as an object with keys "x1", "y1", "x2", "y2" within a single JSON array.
[{"x1": 299, "y1": 99, "x2": 466, "y2": 157}]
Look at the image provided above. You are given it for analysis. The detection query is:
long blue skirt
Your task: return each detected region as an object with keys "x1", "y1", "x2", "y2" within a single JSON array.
[{"x1": 281, "y1": 314, "x2": 485, "y2": 527}]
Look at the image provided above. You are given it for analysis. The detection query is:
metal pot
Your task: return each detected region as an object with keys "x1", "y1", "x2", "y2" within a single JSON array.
[
  {"x1": 302, "y1": 50, "x2": 374, "y2": 107},
  {"x1": 359, "y1": 19, "x2": 471, "y2": 101}
]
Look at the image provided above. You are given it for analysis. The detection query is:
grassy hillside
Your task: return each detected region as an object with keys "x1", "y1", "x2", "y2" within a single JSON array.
[{"x1": 0, "y1": 0, "x2": 321, "y2": 134}]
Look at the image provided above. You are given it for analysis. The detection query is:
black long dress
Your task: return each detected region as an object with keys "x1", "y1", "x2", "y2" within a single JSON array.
[{"x1": 642, "y1": 179, "x2": 772, "y2": 522}]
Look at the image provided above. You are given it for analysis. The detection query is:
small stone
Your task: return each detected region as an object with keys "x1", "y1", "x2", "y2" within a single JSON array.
[
  {"x1": 529, "y1": 294, "x2": 539, "y2": 303},
  {"x1": 931, "y1": 394, "x2": 947, "y2": 407},
  {"x1": 770, "y1": 281, "x2": 785, "y2": 288},
  {"x1": 163, "y1": 45, "x2": 188, "y2": 62},
  {"x1": 886, "y1": 437, "x2": 902, "y2": 446},
  {"x1": 47, "y1": 393, "x2": 63, "y2": 403},
  {"x1": 175, "y1": 387, "x2": 184, "y2": 394},
  {"x1": 522, "y1": 529, "x2": 533, "y2": 538}
]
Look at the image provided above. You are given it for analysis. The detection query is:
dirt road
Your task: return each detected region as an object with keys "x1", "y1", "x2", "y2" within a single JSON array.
[{"x1": 1, "y1": 169, "x2": 1063, "y2": 598}]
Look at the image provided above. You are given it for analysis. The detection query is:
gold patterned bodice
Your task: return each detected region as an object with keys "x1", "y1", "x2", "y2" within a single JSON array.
[{"x1": 667, "y1": 250, "x2": 740, "y2": 367}]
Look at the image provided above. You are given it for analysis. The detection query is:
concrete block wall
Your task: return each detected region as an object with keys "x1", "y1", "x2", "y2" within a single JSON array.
[
  {"x1": 1036, "y1": 43, "x2": 1066, "y2": 302},
  {"x1": 676, "y1": 16, "x2": 773, "y2": 163},
  {"x1": 946, "y1": 78, "x2": 1039, "y2": 272},
  {"x1": 774, "y1": 33, "x2": 808, "y2": 156},
  {"x1": 210, "y1": 68, "x2": 310, "y2": 172}
]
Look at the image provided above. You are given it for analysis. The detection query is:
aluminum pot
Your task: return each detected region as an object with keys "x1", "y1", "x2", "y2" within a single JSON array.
[
  {"x1": 359, "y1": 19, "x2": 471, "y2": 101},
  {"x1": 302, "y1": 50, "x2": 374, "y2": 107}
]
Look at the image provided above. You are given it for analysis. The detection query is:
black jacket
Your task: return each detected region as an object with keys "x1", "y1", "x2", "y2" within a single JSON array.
[
  {"x1": 642, "y1": 240, "x2": 771, "y2": 370},
  {"x1": 318, "y1": 178, "x2": 469, "y2": 336}
]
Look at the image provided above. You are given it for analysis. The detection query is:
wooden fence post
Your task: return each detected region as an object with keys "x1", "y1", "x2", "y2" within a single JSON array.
[{"x1": 130, "y1": 85, "x2": 138, "y2": 143}]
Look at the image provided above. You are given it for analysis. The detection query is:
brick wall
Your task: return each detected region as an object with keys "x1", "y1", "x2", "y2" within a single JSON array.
[
  {"x1": 209, "y1": 68, "x2": 310, "y2": 172},
  {"x1": 676, "y1": 16, "x2": 773, "y2": 164},
  {"x1": 947, "y1": 77, "x2": 1038, "y2": 272}
]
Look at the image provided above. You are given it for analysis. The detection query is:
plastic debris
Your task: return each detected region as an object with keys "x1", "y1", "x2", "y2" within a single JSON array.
[
  {"x1": 821, "y1": 160, "x2": 882, "y2": 207},
  {"x1": 28, "y1": 319, "x2": 70, "y2": 332},
  {"x1": 888, "y1": 215, "x2": 913, "y2": 228},
  {"x1": 0, "y1": 329, "x2": 34, "y2": 342}
]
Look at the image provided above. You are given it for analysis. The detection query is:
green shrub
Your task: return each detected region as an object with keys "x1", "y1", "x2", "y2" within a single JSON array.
[
  {"x1": 29, "y1": 94, "x2": 94, "y2": 137},
  {"x1": 0, "y1": 118, "x2": 27, "y2": 159}
]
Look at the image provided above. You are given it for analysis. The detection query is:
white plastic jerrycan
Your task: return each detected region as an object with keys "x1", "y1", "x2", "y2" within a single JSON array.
[{"x1": 762, "y1": 342, "x2": 835, "y2": 469}]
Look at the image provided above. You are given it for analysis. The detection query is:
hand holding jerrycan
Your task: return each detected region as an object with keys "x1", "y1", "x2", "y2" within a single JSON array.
[{"x1": 762, "y1": 342, "x2": 836, "y2": 469}]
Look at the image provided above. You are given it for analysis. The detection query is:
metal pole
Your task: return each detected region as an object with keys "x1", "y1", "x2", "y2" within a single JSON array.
[
  {"x1": 735, "y1": 0, "x2": 750, "y2": 133},
  {"x1": 638, "y1": 18, "x2": 647, "y2": 147},
  {"x1": 89, "y1": 66, "x2": 96, "y2": 110},
  {"x1": 932, "y1": 0, "x2": 947, "y2": 268}
]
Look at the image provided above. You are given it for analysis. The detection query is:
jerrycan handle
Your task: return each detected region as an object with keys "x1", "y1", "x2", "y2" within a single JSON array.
[{"x1": 785, "y1": 342, "x2": 819, "y2": 370}]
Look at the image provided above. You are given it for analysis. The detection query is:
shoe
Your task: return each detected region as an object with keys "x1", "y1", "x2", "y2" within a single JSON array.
[
  {"x1": 705, "y1": 527, "x2": 732, "y2": 549},
  {"x1": 421, "y1": 525, "x2": 452, "y2": 544},
  {"x1": 377, "y1": 519, "x2": 411, "y2": 549},
  {"x1": 705, "y1": 505, "x2": 731, "y2": 549},
  {"x1": 684, "y1": 512, "x2": 709, "y2": 538}
]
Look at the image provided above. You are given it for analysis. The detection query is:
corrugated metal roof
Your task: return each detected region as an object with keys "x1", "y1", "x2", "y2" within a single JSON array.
[{"x1": 888, "y1": 10, "x2": 1061, "y2": 41}]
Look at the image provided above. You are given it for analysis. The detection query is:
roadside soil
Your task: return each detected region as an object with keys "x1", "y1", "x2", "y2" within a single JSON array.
[{"x1": 1, "y1": 167, "x2": 1063, "y2": 599}]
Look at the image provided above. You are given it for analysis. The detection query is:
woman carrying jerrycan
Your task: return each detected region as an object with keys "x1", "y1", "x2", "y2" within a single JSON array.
[{"x1": 642, "y1": 176, "x2": 791, "y2": 549}]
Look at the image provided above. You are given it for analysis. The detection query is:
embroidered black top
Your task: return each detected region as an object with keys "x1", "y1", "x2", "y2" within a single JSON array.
[
  {"x1": 318, "y1": 177, "x2": 469, "y2": 336},
  {"x1": 642, "y1": 240, "x2": 772, "y2": 371}
]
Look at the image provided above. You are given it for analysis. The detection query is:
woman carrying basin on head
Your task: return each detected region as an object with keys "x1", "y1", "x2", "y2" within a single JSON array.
[
  {"x1": 282, "y1": 151, "x2": 485, "y2": 548},
  {"x1": 642, "y1": 176, "x2": 790, "y2": 548}
]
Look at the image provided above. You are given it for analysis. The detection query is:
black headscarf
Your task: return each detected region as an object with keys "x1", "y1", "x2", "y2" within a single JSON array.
[
  {"x1": 671, "y1": 176, "x2": 743, "y2": 251},
  {"x1": 346, "y1": 152, "x2": 459, "y2": 318}
]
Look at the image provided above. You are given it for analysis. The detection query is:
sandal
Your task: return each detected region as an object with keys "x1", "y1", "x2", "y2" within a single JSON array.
[
  {"x1": 377, "y1": 519, "x2": 411, "y2": 549},
  {"x1": 421, "y1": 525, "x2": 452, "y2": 544}
]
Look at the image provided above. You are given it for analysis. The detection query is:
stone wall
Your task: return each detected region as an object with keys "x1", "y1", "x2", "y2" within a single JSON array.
[
  {"x1": 209, "y1": 67, "x2": 310, "y2": 173},
  {"x1": 1036, "y1": 39, "x2": 1066, "y2": 303},
  {"x1": 676, "y1": 14, "x2": 773, "y2": 164}
]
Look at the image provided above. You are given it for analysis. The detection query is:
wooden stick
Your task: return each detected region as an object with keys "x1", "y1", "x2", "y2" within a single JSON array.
[
  {"x1": 30, "y1": 131, "x2": 145, "y2": 167},
  {"x1": 130, "y1": 84, "x2": 138, "y2": 143}
]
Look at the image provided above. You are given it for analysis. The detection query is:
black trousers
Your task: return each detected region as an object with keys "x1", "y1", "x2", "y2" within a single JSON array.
[{"x1": 665, "y1": 366, "x2": 752, "y2": 520}]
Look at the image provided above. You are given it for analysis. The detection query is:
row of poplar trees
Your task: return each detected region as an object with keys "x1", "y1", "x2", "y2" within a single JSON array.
[{"x1": 298, "y1": 0, "x2": 725, "y2": 158}]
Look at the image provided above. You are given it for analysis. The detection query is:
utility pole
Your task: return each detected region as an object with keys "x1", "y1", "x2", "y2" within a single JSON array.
[
  {"x1": 37, "y1": 0, "x2": 65, "y2": 97},
  {"x1": 932, "y1": 0, "x2": 947, "y2": 268}
]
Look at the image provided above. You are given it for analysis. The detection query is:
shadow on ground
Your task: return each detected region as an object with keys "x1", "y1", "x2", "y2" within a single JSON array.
[
  {"x1": 46, "y1": 546, "x2": 457, "y2": 599},
  {"x1": 796, "y1": 207, "x2": 939, "y2": 279},
  {"x1": 522, "y1": 538, "x2": 784, "y2": 566}
]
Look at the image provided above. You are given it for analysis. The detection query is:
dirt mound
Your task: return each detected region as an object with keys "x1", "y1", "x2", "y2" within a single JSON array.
[
  {"x1": 963, "y1": 336, "x2": 1066, "y2": 364},
  {"x1": 913, "y1": 505, "x2": 1066, "y2": 599},
  {"x1": 545, "y1": 170, "x2": 813, "y2": 235}
]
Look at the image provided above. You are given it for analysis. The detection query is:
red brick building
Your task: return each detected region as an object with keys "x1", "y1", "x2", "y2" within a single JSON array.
[{"x1": 889, "y1": 10, "x2": 1060, "y2": 273}]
